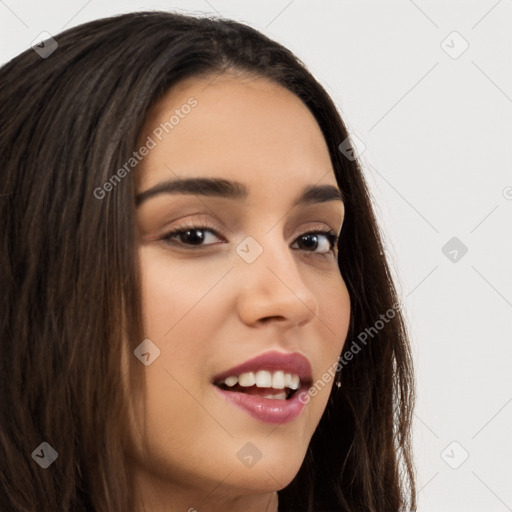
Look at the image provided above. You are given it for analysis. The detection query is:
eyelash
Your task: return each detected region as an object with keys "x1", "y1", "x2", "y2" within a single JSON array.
[{"x1": 160, "y1": 221, "x2": 340, "y2": 255}]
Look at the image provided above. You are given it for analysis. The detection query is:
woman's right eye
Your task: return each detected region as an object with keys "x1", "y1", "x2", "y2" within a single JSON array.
[{"x1": 161, "y1": 224, "x2": 224, "y2": 248}]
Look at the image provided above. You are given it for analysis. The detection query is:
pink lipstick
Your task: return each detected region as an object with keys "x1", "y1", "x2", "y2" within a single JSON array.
[{"x1": 211, "y1": 351, "x2": 313, "y2": 424}]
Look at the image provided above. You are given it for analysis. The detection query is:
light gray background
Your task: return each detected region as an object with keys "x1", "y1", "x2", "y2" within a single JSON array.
[{"x1": 2, "y1": 1, "x2": 511, "y2": 510}]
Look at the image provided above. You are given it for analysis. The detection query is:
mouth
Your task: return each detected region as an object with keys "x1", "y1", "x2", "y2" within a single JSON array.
[
  {"x1": 211, "y1": 350, "x2": 313, "y2": 395},
  {"x1": 212, "y1": 379, "x2": 311, "y2": 424},
  {"x1": 210, "y1": 351, "x2": 314, "y2": 424},
  {"x1": 213, "y1": 371, "x2": 309, "y2": 401}
]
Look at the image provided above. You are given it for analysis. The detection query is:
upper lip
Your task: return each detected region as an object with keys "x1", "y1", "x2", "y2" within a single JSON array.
[{"x1": 212, "y1": 350, "x2": 313, "y2": 386}]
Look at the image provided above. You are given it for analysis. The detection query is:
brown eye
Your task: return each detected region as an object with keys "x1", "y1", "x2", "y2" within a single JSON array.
[
  {"x1": 165, "y1": 228, "x2": 206, "y2": 245},
  {"x1": 293, "y1": 230, "x2": 338, "y2": 255},
  {"x1": 161, "y1": 225, "x2": 223, "y2": 248}
]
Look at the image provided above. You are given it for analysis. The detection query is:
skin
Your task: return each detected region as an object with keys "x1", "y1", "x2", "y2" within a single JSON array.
[{"x1": 125, "y1": 72, "x2": 351, "y2": 512}]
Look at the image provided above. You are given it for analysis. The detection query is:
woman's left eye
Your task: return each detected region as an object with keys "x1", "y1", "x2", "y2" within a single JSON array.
[
  {"x1": 161, "y1": 224, "x2": 339, "y2": 255},
  {"x1": 292, "y1": 230, "x2": 339, "y2": 254}
]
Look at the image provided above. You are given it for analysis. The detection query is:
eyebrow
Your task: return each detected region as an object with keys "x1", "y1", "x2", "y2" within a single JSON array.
[{"x1": 135, "y1": 177, "x2": 344, "y2": 207}]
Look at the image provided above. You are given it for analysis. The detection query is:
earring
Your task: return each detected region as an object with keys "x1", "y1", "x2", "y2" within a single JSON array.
[{"x1": 335, "y1": 370, "x2": 342, "y2": 388}]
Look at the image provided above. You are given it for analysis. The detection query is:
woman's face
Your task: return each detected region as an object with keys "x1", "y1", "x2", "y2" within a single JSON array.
[{"x1": 128, "y1": 72, "x2": 351, "y2": 508}]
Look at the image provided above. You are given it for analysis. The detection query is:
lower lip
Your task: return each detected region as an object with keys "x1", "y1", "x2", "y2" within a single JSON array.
[{"x1": 213, "y1": 385, "x2": 309, "y2": 424}]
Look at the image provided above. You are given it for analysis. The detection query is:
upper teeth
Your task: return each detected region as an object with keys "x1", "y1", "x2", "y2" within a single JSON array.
[{"x1": 221, "y1": 370, "x2": 301, "y2": 390}]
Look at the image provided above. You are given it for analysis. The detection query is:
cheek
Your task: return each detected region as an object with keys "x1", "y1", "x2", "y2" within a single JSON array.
[
  {"x1": 132, "y1": 249, "x2": 235, "y2": 469},
  {"x1": 137, "y1": 245, "x2": 239, "y2": 405},
  {"x1": 307, "y1": 272, "x2": 351, "y2": 410},
  {"x1": 138, "y1": 246, "x2": 231, "y2": 345},
  {"x1": 317, "y1": 271, "x2": 351, "y2": 356}
]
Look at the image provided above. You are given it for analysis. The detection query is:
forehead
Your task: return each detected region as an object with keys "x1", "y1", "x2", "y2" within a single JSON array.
[{"x1": 136, "y1": 73, "x2": 337, "y2": 197}]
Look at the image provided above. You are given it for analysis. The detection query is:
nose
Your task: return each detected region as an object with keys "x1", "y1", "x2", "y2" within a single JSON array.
[{"x1": 234, "y1": 235, "x2": 319, "y2": 328}]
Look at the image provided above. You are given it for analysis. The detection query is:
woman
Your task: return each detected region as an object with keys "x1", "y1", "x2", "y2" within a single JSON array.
[{"x1": 0, "y1": 11, "x2": 416, "y2": 511}]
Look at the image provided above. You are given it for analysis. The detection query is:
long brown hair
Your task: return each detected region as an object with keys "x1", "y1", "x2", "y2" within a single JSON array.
[{"x1": 0, "y1": 11, "x2": 416, "y2": 511}]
